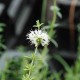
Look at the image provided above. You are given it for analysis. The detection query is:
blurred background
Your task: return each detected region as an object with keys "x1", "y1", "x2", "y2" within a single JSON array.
[{"x1": 0, "y1": 0, "x2": 80, "y2": 79}]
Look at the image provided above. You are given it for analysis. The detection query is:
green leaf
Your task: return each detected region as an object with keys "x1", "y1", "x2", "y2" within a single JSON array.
[
  {"x1": 0, "y1": 23, "x2": 6, "y2": 27},
  {"x1": 42, "y1": 24, "x2": 59, "y2": 30},
  {"x1": 50, "y1": 38, "x2": 58, "y2": 47},
  {"x1": 33, "y1": 20, "x2": 44, "y2": 29},
  {"x1": 53, "y1": 54, "x2": 71, "y2": 72},
  {"x1": 0, "y1": 43, "x2": 7, "y2": 50},
  {"x1": 0, "y1": 28, "x2": 3, "y2": 32},
  {"x1": 50, "y1": 6, "x2": 60, "y2": 12},
  {"x1": 57, "y1": 12, "x2": 62, "y2": 19},
  {"x1": 0, "y1": 23, "x2": 6, "y2": 32}
]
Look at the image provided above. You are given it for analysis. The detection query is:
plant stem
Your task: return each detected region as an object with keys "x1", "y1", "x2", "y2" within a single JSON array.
[
  {"x1": 28, "y1": 47, "x2": 37, "y2": 78},
  {"x1": 42, "y1": 0, "x2": 57, "y2": 55},
  {"x1": 35, "y1": 47, "x2": 38, "y2": 54},
  {"x1": 49, "y1": 0, "x2": 57, "y2": 37},
  {"x1": 41, "y1": 0, "x2": 47, "y2": 23}
]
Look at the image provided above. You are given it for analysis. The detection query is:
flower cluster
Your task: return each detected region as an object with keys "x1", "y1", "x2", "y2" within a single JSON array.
[{"x1": 26, "y1": 29, "x2": 49, "y2": 47}]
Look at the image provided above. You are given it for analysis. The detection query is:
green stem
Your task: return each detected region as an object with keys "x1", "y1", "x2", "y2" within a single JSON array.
[
  {"x1": 42, "y1": 0, "x2": 57, "y2": 55},
  {"x1": 28, "y1": 47, "x2": 37, "y2": 77},
  {"x1": 35, "y1": 47, "x2": 38, "y2": 54},
  {"x1": 28, "y1": 56, "x2": 34, "y2": 78},
  {"x1": 49, "y1": 0, "x2": 57, "y2": 37},
  {"x1": 41, "y1": 0, "x2": 47, "y2": 23},
  {"x1": 38, "y1": 27, "x2": 40, "y2": 30}
]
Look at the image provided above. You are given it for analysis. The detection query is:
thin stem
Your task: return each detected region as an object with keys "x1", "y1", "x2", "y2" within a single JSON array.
[
  {"x1": 28, "y1": 56, "x2": 34, "y2": 77},
  {"x1": 35, "y1": 47, "x2": 38, "y2": 54},
  {"x1": 38, "y1": 27, "x2": 40, "y2": 30},
  {"x1": 49, "y1": 0, "x2": 57, "y2": 37},
  {"x1": 42, "y1": 0, "x2": 57, "y2": 55},
  {"x1": 41, "y1": 0, "x2": 47, "y2": 23}
]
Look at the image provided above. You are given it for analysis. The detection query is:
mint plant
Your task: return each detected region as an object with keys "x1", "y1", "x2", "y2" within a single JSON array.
[
  {"x1": 22, "y1": 0, "x2": 61, "y2": 80},
  {"x1": 22, "y1": 20, "x2": 50, "y2": 80}
]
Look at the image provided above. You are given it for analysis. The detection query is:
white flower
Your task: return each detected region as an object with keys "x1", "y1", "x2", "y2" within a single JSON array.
[{"x1": 26, "y1": 30, "x2": 49, "y2": 47}]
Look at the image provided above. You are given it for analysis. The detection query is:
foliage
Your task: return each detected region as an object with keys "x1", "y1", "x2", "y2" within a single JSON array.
[
  {"x1": 1, "y1": 0, "x2": 80, "y2": 80},
  {"x1": 53, "y1": 23, "x2": 80, "y2": 80},
  {"x1": 0, "y1": 23, "x2": 6, "y2": 55},
  {"x1": 22, "y1": 0, "x2": 61, "y2": 80},
  {"x1": 0, "y1": 56, "x2": 23, "y2": 80}
]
